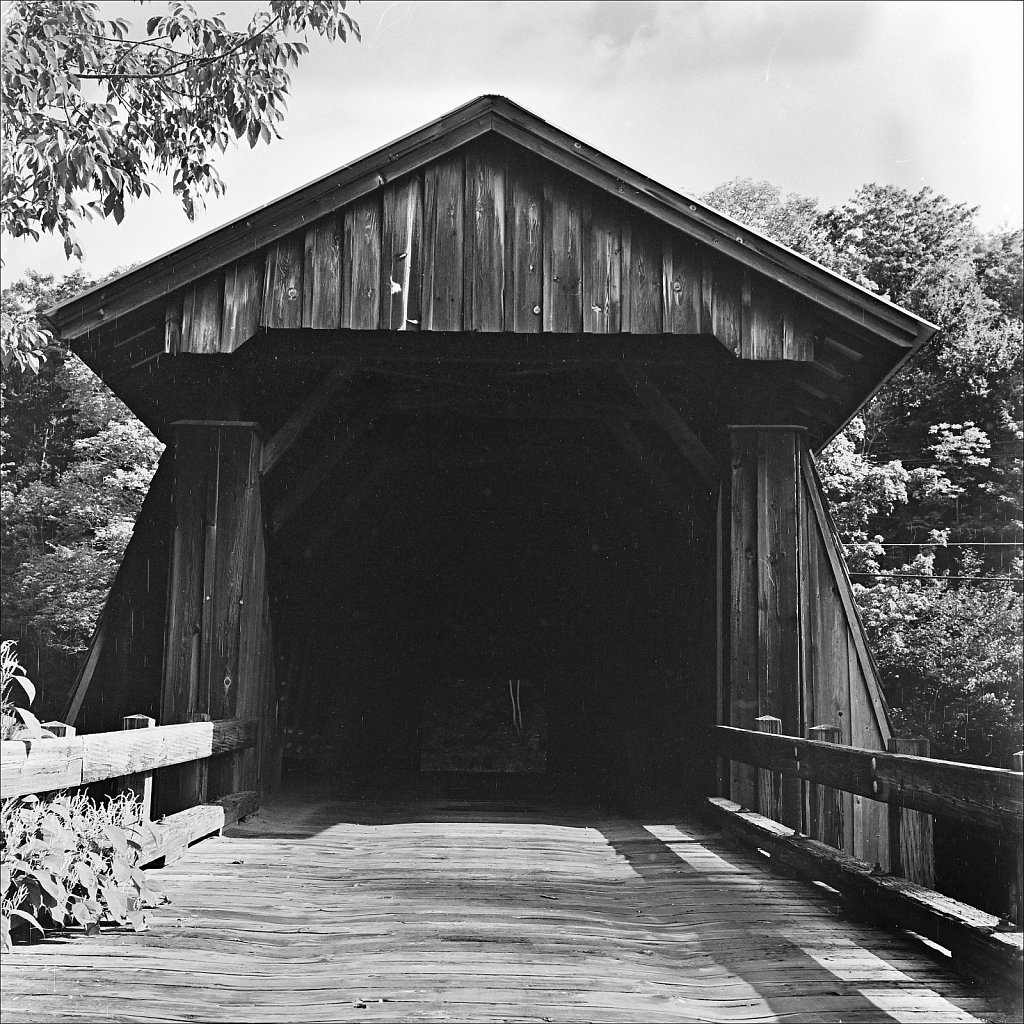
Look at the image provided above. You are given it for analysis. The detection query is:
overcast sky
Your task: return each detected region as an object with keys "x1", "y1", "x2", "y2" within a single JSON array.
[{"x1": 3, "y1": 0, "x2": 1023, "y2": 283}]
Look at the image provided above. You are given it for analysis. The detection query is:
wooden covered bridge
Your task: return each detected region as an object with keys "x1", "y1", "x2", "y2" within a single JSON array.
[{"x1": 4, "y1": 96, "x2": 1021, "y2": 1021}]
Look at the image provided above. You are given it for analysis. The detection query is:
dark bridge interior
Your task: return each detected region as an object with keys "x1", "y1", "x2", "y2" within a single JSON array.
[{"x1": 262, "y1": 359, "x2": 719, "y2": 810}]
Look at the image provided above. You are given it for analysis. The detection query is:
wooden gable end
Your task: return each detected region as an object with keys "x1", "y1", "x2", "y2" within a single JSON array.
[{"x1": 161, "y1": 137, "x2": 815, "y2": 360}]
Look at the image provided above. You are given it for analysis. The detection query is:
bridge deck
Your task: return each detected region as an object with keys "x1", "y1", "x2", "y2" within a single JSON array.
[{"x1": 3, "y1": 788, "x2": 1014, "y2": 1023}]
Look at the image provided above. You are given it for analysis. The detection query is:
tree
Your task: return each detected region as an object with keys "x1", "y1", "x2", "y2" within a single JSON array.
[
  {"x1": 1, "y1": 271, "x2": 163, "y2": 712},
  {"x1": 702, "y1": 177, "x2": 834, "y2": 264},
  {"x1": 1, "y1": 0, "x2": 360, "y2": 369}
]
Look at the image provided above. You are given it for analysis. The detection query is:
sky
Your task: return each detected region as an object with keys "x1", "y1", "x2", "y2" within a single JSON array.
[{"x1": 2, "y1": 0, "x2": 1023, "y2": 283}]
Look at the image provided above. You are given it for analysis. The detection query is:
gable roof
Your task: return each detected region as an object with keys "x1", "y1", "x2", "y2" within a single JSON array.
[{"x1": 47, "y1": 94, "x2": 934, "y2": 350}]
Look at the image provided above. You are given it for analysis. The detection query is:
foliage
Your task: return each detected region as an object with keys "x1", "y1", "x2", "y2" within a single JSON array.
[
  {"x1": 1, "y1": 0, "x2": 360, "y2": 369},
  {"x1": 856, "y1": 557, "x2": 1023, "y2": 765},
  {"x1": 2, "y1": 273, "x2": 163, "y2": 715},
  {"x1": 1, "y1": 644, "x2": 162, "y2": 952},
  {"x1": 1, "y1": 791, "x2": 161, "y2": 952},
  {"x1": 1, "y1": 638, "x2": 51, "y2": 741},
  {"x1": 706, "y1": 178, "x2": 1023, "y2": 768},
  {"x1": 702, "y1": 177, "x2": 835, "y2": 265}
]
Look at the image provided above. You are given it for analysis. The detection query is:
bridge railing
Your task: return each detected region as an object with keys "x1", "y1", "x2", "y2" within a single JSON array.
[
  {"x1": 1, "y1": 716, "x2": 259, "y2": 868},
  {"x1": 710, "y1": 721, "x2": 1024, "y2": 989}
]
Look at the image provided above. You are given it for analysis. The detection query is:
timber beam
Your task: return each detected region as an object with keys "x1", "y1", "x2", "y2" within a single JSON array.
[
  {"x1": 618, "y1": 366, "x2": 718, "y2": 486},
  {"x1": 268, "y1": 399, "x2": 385, "y2": 532},
  {"x1": 261, "y1": 365, "x2": 359, "y2": 475}
]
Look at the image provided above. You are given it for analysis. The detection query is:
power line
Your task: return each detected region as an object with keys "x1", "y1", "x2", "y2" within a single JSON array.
[
  {"x1": 876, "y1": 541, "x2": 1023, "y2": 547},
  {"x1": 848, "y1": 573, "x2": 1024, "y2": 582}
]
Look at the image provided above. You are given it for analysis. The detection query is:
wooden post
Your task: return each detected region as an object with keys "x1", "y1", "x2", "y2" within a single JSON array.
[
  {"x1": 808, "y1": 724, "x2": 843, "y2": 849},
  {"x1": 42, "y1": 721, "x2": 76, "y2": 738},
  {"x1": 1013, "y1": 751, "x2": 1023, "y2": 929},
  {"x1": 160, "y1": 422, "x2": 270, "y2": 813},
  {"x1": 756, "y1": 716, "x2": 782, "y2": 820},
  {"x1": 117, "y1": 715, "x2": 156, "y2": 823},
  {"x1": 729, "y1": 427, "x2": 805, "y2": 830},
  {"x1": 886, "y1": 737, "x2": 935, "y2": 888}
]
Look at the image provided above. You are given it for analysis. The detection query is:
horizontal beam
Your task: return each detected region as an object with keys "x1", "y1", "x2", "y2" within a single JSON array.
[
  {"x1": 707, "y1": 797, "x2": 1023, "y2": 991},
  {"x1": 0, "y1": 718, "x2": 258, "y2": 799},
  {"x1": 138, "y1": 790, "x2": 259, "y2": 867},
  {"x1": 713, "y1": 725, "x2": 1023, "y2": 836}
]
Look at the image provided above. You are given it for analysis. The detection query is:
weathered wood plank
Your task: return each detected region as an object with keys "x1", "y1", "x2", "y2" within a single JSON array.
[
  {"x1": 748, "y1": 272, "x2": 785, "y2": 359},
  {"x1": 703, "y1": 256, "x2": 742, "y2": 354},
  {"x1": 662, "y1": 238, "x2": 701, "y2": 334},
  {"x1": 164, "y1": 294, "x2": 183, "y2": 353},
  {"x1": 380, "y1": 176, "x2": 423, "y2": 331},
  {"x1": 139, "y1": 790, "x2": 259, "y2": 867},
  {"x1": 222, "y1": 253, "x2": 264, "y2": 351},
  {"x1": 542, "y1": 178, "x2": 583, "y2": 332},
  {"x1": 627, "y1": 222, "x2": 662, "y2": 334},
  {"x1": 712, "y1": 725, "x2": 1024, "y2": 835},
  {"x1": 729, "y1": 430, "x2": 759, "y2": 809},
  {"x1": 784, "y1": 298, "x2": 815, "y2": 359},
  {"x1": 756, "y1": 429, "x2": 802, "y2": 828},
  {"x1": 261, "y1": 232, "x2": 304, "y2": 329},
  {"x1": 708, "y1": 796, "x2": 1023, "y2": 991},
  {"x1": 422, "y1": 156, "x2": 464, "y2": 331},
  {"x1": 302, "y1": 213, "x2": 342, "y2": 330},
  {"x1": 800, "y1": 449, "x2": 891, "y2": 740},
  {"x1": 342, "y1": 196, "x2": 382, "y2": 331},
  {"x1": 180, "y1": 275, "x2": 223, "y2": 354},
  {"x1": 504, "y1": 161, "x2": 543, "y2": 332},
  {"x1": 0, "y1": 719, "x2": 257, "y2": 798},
  {"x1": 584, "y1": 200, "x2": 621, "y2": 333},
  {"x1": 464, "y1": 150, "x2": 505, "y2": 332}
]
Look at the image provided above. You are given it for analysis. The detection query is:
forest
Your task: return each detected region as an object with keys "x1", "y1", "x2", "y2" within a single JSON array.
[{"x1": 1, "y1": 180, "x2": 1022, "y2": 777}]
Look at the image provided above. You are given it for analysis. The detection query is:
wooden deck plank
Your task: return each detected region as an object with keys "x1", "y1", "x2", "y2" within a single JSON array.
[{"x1": 3, "y1": 792, "x2": 1013, "y2": 1023}]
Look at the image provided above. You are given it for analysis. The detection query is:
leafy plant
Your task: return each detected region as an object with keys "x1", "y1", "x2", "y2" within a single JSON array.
[
  {"x1": 1, "y1": 638, "x2": 50, "y2": 741},
  {"x1": 1, "y1": 791, "x2": 162, "y2": 951},
  {"x1": 1, "y1": 641, "x2": 163, "y2": 951}
]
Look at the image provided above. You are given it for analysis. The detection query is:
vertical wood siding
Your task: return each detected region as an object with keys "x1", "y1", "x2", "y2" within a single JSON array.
[
  {"x1": 68, "y1": 454, "x2": 174, "y2": 734},
  {"x1": 165, "y1": 140, "x2": 816, "y2": 358},
  {"x1": 159, "y1": 424, "x2": 273, "y2": 815},
  {"x1": 727, "y1": 428, "x2": 892, "y2": 863}
]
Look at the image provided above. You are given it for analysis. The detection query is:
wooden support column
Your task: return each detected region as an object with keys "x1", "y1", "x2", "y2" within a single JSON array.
[
  {"x1": 728, "y1": 426, "x2": 805, "y2": 829},
  {"x1": 159, "y1": 422, "x2": 271, "y2": 815}
]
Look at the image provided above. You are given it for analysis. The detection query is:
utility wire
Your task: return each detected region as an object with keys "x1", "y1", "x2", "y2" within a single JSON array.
[{"x1": 848, "y1": 573, "x2": 1024, "y2": 582}]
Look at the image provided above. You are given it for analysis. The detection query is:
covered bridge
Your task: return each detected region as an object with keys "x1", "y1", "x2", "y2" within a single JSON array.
[{"x1": 50, "y1": 95, "x2": 935, "y2": 868}]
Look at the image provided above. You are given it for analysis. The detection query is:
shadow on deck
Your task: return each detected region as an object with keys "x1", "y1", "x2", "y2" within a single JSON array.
[{"x1": 2, "y1": 780, "x2": 1016, "y2": 1023}]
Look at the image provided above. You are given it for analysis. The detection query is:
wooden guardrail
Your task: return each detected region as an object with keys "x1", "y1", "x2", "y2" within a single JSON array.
[
  {"x1": 711, "y1": 723, "x2": 1024, "y2": 991},
  {"x1": 1, "y1": 718, "x2": 257, "y2": 799},
  {"x1": 2, "y1": 717, "x2": 260, "y2": 871},
  {"x1": 713, "y1": 724, "x2": 1023, "y2": 835}
]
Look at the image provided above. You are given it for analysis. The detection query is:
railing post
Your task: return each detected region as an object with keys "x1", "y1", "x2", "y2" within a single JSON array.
[
  {"x1": 755, "y1": 716, "x2": 782, "y2": 821},
  {"x1": 42, "y1": 721, "x2": 76, "y2": 738},
  {"x1": 118, "y1": 715, "x2": 156, "y2": 823},
  {"x1": 886, "y1": 737, "x2": 935, "y2": 887},
  {"x1": 808, "y1": 724, "x2": 843, "y2": 849},
  {"x1": 1013, "y1": 751, "x2": 1023, "y2": 929}
]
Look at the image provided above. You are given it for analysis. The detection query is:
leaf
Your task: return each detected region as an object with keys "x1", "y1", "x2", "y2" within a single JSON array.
[{"x1": 100, "y1": 882, "x2": 128, "y2": 922}]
